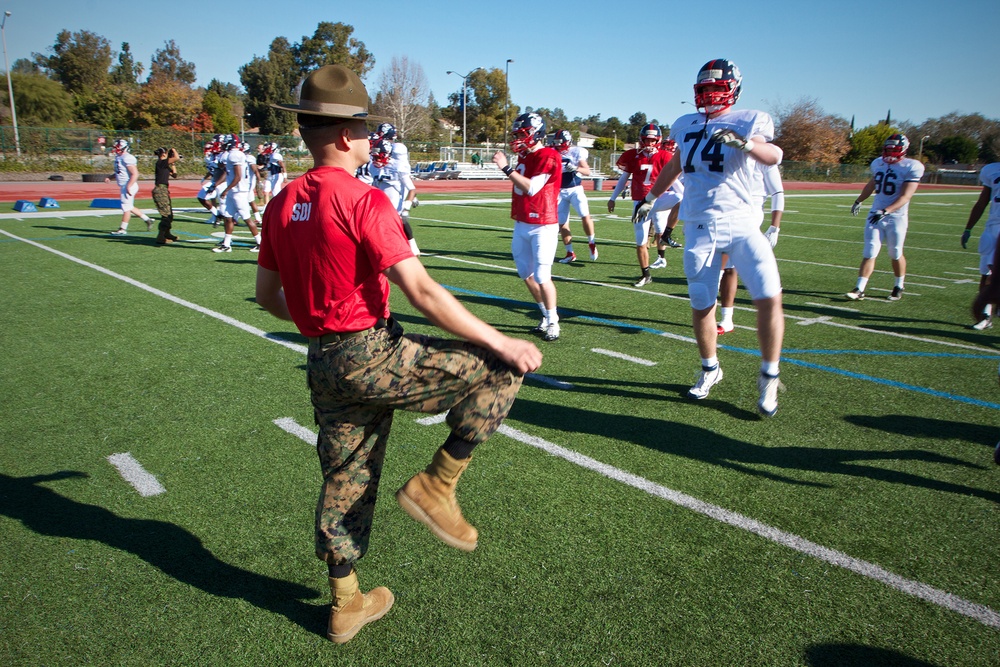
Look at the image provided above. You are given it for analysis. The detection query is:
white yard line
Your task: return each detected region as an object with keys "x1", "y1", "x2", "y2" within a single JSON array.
[
  {"x1": 273, "y1": 415, "x2": 1000, "y2": 630},
  {"x1": 592, "y1": 348, "x2": 657, "y2": 366},
  {"x1": 107, "y1": 453, "x2": 166, "y2": 497}
]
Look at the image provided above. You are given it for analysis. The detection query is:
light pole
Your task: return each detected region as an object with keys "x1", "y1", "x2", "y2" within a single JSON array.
[
  {"x1": 1, "y1": 11, "x2": 20, "y2": 157},
  {"x1": 446, "y1": 67, "x2": 481, "y2": 160},
  {"x1": 918, "y1": 135, "x2": 931, "y2": 161},
  {"x1": 504, "y1": 59, "x2": 513, "y2": 151}
]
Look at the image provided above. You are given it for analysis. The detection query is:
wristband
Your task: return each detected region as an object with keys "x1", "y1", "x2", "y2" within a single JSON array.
[
  {"x1": 741, "y1": 139, "x2": 756, "y2": 153},
  {"x1": 644, "y1": 193, "x2": 656, "y2": 204},
  {"x1": 502, "y1": 166, "x2": 513, "y2": 177}
]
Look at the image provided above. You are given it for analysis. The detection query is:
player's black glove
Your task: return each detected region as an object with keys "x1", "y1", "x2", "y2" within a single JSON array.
[
  {"x1": 961, "y1": 229, "x2": 971, "y2": 248},
  {"x1": 867, "y1": 209, "x2": 887, "y2": 225}
]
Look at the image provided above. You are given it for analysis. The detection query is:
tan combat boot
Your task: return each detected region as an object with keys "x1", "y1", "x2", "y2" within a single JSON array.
[
  {"x1": 327, "y1": 570, "x2": 394, "y2": 644},
  {"x1": 396, "y1": 447, "x2": 478, "y2": 551}
]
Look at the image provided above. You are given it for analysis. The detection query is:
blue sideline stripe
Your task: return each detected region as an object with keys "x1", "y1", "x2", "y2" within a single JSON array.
[
  {"x1": 783, "y1": 349, "x2": 1000, "y2": 359},
  {"x1": 442, "y1": 285, "x2": 1000, "y2": 411}
]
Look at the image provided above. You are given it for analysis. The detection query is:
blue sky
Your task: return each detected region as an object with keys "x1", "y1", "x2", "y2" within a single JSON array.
[{"x1": 7, "y1": 0, "x2": 999, "y2": 130}]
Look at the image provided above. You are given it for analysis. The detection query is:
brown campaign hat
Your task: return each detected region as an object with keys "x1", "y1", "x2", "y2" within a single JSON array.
[{"x1": 271, "y1": 65, "x2": 386, "y2": 121}]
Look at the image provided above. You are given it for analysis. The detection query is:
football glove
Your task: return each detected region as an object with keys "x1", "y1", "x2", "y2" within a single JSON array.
[
  {"x1": 411, "y1": 197, "x2": 419, "y2": 208},
  {"x1": 764, "y1": 225, "x2": 779, "y2": 248},
  {"x1": 961, "y1": 229, "x2": 971, "y2": 248},
  {"x1": 562, "y1": 160, "x2": 577, "y2": 174},
  {"x1": 851, "y1": 201, "x2": 862, "y2": 216},
  {"x1": 867, "y1": 209, "x2": 887, "y2": 225},
  {"x1": 633, "y1": 200, "x2": 654, "y2": 224},
  {"x1": 710, "y1": 128, "x2": 754, "y2": 152}
]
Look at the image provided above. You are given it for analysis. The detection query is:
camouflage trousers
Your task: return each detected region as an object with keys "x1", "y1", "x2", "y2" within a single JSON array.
[
  {"x1": 307, "y1": 318, "x2": 523, "y2": 565},
  {"x1": 151, "y1": 184, "x2": 173, "y2": 230}
]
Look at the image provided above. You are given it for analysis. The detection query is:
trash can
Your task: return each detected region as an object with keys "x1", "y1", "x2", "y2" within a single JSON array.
[{"x1": 593, "y1": 177, "x2": 604, "y2": 191}]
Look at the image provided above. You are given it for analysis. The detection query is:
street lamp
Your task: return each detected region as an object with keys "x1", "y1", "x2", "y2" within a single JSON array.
[
  {"x1": 446, "y1": 67, "x2": 481, "y2": 159},
  {"x1": 1, "y1": 11, "x2": 20, "y2": 157},
  {"x1": 504, "y1": 59, "x2": 513, "y2": 153},
  {"x1": 918, "y1": 134, "x2": 931, "y2": 161}
]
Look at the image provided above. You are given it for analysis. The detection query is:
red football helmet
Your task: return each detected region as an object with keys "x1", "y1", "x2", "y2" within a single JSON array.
[
  {"x1": 510, "y1": 112, "x2": 546, "y2": 155},
  {"x1": 203, "y1": 142, "x2": 214, "y2": 156},
  {"x1": 371, "y1": 139, "x2": 393, "y2": 167},
  {"x1": 112, "y1": 139, "x2": 129, "y2": 155},
  {"x1": 553, "y1": 129, "x2": 573, "y2": 153},
  {"x1": 661, "y1": 137, "x2": 677, "y2": 154},
  {"x1": 694, "y1": 59, "x2": 742, "y2": 114},
  {"x1": 639, "y1": 124, "x2": 661, "y2": 155},
  {"x1": 882, "y1": 134, "x2": 910, "y2": 164}
]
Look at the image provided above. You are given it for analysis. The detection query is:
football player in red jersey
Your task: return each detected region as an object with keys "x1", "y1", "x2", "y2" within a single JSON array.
[
  {"x1": 608, "y1": 124, "x2": 673, "y2": 286},
  {"x1": 493, "y1": 113, "x2": 564, "y2": 341}
]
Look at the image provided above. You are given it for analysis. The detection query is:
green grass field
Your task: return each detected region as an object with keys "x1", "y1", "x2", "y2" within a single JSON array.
[{"x1": 1, "y1": 187, "x2": 998, "y2": 666}]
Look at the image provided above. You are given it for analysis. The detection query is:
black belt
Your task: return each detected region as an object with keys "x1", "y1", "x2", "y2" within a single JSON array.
[{"x1": 310, "y1": 318, "x2": 388, "y2": 345}]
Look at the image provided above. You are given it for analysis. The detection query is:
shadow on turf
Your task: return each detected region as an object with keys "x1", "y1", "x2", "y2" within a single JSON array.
[
  {"x1": 844, "y1": 414, "x2": 997, "y2": 449},
  {"x1": 508, "y1": 399, "x2": 1000, "y2": 501},
  {"x1": 804, "y1": 643, "x2": 942, "y2": 667},
  {"x1": 0, "y1": 470, "x2": 328, "y2": 637}
]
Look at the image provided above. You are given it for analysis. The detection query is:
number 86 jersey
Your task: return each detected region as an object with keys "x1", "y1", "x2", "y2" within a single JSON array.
[
  {"x1": 668, "y1": 109, "x2": 775, "y2": 224},
  {"x1": 869, "y1": 156, "x2": 924, "y2": 217}
]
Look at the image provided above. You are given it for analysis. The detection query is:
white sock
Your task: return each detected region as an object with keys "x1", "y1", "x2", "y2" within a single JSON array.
[
  {"x1": 254, "y1": 234, "x2": 262, "y2": 245},
  {"x1": 119, "y1": 222, "x2": 129, "y2": 230},
  {"x1": 209, "y1": 206, "x2": 218, "y2": 216},
  {"x1": 701, "y1": 356, "x2": 719, "y2": 370},
  {"x1": 986, "y1": 304, "x2": 994, "y2": 317},
  {"x1": 857, "y1": 276, "x2": 869, "y2": 291},
  {"x1": 761, "y1": 360, "x2": 780, "y2": 377},
  {"x1": 719, "y1": 307, "x2": 734, "y2": 327},
  {"x1": 223, "y1": 234, "x2": 232, "y2": 247},
  {"x1": 895, "y1": 276, "x2": 905, "y2": 289},
  {"x1": 588, "y1": 235, "x2": 595, "y2": 243},
  {"x1": 548, "y1": 308, "x2": 559, "y2": 324},
  {"x1": 565, "y1": 243, "x2": 574, "y2": 254},
  {"x1": 538, "y1": 303, "x2": 548, "y2": 322}
]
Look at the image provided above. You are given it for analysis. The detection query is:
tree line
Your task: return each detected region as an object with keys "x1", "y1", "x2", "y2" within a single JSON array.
[{"x1": 4, "y1": 21, "x2": 999, "y2": 167}]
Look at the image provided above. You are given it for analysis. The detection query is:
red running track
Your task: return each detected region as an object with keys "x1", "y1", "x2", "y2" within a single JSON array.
[{"x1": 0, "y1": 178, "x2": 975, "y2": 204}]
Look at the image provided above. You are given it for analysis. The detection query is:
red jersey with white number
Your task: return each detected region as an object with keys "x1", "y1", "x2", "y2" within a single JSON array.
[
  {"x1": 510, "y1": 146, "x2": 561, "y2": 225},
  {"x1": 258, "y1": 165, "x2": 412, "y2": 337},
  {"x1": 616, "y1": 148, "x2": 672, "y2": 200}
]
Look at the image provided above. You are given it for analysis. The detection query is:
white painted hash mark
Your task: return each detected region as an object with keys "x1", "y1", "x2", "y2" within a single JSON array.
[
  {"x1": 492, "y1": 424, "x2": 1000, "y2": 630},
  {"x1": 273, "y1": 417, "x2": 317, "y2": 445},
  {"x1": 107, "y1": 453, "x2": 165, "y2": 497},
  {"x1": 592, "y1": 348, "x2": 657, "y2": 366},
  {"x1": 416, "y1": 413, "x2": 449, "y2": 426}
]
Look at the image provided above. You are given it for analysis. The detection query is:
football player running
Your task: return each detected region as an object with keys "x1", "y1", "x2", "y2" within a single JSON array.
[
  {"x1": 608, "y1": 123, "x2": 673, "y2": 286},
  {"x1": 637, "y1": 59, "x2": 785, "y2": 416},
  {"x1": 552, "y1": 130, "x2": 598, "y2": 263},
  {"x1": 962, "y1": 161, "x2": 1000, "y2": 330},
  {"x1": 846, "y1": 134, "x2": 924, "y2": 301},
  {"x1": 493, "y1": 112, "x2": 563, "y2": 341},
  {"x1": 106, "y1": 139, "x2": 153, "y2": 235}
]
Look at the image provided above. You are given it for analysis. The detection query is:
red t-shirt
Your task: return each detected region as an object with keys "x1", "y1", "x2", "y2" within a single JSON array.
[
  {"x1": 510, "y1": 146, "x2": 561, "y2": 225},
  {"x1": 257, "y1": 165, "x2": 412, "y2": 337},
  {"x1": 616, "y1": 148, "x2": 672, "y2": 200}
]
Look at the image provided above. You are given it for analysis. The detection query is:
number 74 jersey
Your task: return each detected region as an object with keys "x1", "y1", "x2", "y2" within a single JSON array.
[
  {"x1": 869, "y1": 156, "x2": 924, "y2": 215},
  {"x1": 669, "y1": 109, "x2": 775, "y2": 224}
]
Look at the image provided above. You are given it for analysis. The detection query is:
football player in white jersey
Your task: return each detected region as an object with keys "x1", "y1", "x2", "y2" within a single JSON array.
[
  {"x1": 106, "y1": 139, "x2": 153, "y2": 235},
  {"x1": 637, "y1": 59, "x2": 785, "y2": 416},
  {"x1": 211, "y1": 134, "x2": 262, "y2": 253},
  {"x1": 552, "y1": 130, "x2": 598, "y2": 262},
  {"x1": 197, "y1": 137, "x2": 225, "y2": 225},
  {"x1": 262, "y1": 142, "x2": 286, "y2": 204},
  {"x1": 846, "y1": 134, "x2": 924, "y2": 301},
  {"x1": 372, "y1": 123, "x2": 420, "y2": 255},
  {"x1": 717, "y1": 161, "x2": 784, "y2": 334},
  {"x1": 962, "y1": 161, "x2": 1000, "y2": 329},
  {"x1": 240, "y1": 142, "x2": 264, "y2": 226}
]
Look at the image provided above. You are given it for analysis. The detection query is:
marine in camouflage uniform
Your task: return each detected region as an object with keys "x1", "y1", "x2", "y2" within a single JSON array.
[
  {"x1": 256, "y1": 64, "x2": 542, "y2": 644},
  {"x1": 309, "y1": 319, "x2": 522, "y2": 563},
  {"x1": 152, "y1": 147, "x2": 179, "y2": 244}
]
